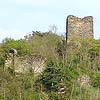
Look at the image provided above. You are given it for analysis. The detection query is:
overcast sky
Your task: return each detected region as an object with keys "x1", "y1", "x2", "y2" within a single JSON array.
[{"x1": 0, "y1": 0, "x2": 100, "y2": 42}]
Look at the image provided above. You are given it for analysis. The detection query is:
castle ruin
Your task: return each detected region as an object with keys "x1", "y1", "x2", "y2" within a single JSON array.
[{"x1": 66, "y1": 15, "x2": 94, "y2": 40}]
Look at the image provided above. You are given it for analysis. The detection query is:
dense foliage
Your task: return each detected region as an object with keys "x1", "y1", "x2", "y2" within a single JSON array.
[{"x1": 0, "y1": 32, "x2": 100, "y2": 100}]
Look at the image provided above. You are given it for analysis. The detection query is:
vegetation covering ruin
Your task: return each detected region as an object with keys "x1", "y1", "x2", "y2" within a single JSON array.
[{"x1": 0, "y1": 32, "x2": 100, "y2": 100}]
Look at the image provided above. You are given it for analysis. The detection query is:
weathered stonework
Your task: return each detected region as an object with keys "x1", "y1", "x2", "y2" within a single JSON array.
[
  {"x1": 66, "y1": 15, "x2": 94, "y2": 40},
  {"x1": 5, "y1": 55, "x2": 47, "y2": 74}
]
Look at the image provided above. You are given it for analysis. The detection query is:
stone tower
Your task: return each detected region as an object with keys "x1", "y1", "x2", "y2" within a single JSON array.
[{"x1": 66, "y1": 15, "x2": 94, "y2": 40}]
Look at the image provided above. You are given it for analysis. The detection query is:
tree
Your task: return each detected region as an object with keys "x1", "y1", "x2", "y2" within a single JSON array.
[{"x1": 49, "y1": 24, "x2": 58, "y2": 34}]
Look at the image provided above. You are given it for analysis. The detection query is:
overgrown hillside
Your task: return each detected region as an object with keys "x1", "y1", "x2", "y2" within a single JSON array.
[
  {"x1": 1, "y1": 32, "x2": 63, "y2": 58},
  {"x1": 0, "y1": 32, "x2": 100, "y2": 100}
]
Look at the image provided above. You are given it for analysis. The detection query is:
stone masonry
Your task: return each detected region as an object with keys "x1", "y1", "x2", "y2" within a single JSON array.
[{"x1": 66, "y1": 15, "x2": 94, "y2": 40}]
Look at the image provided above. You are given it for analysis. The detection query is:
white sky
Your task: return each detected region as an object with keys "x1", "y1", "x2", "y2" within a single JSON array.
[{"x1": 0, "y1": 0, "x2": 100, "y2": 42}]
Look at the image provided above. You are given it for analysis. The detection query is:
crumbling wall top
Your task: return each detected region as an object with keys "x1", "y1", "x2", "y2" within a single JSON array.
[{"x1": 66, "y1": 15, "x2": 94, "y2": 40}]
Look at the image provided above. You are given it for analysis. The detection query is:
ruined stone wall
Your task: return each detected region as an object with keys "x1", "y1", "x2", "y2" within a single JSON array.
[
  {"x1": 66, "y1": 15, "x2": 94, "y2": 40},
  {"x1": 5, "y1": 55, "x2": 47, "y2": 74}
]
